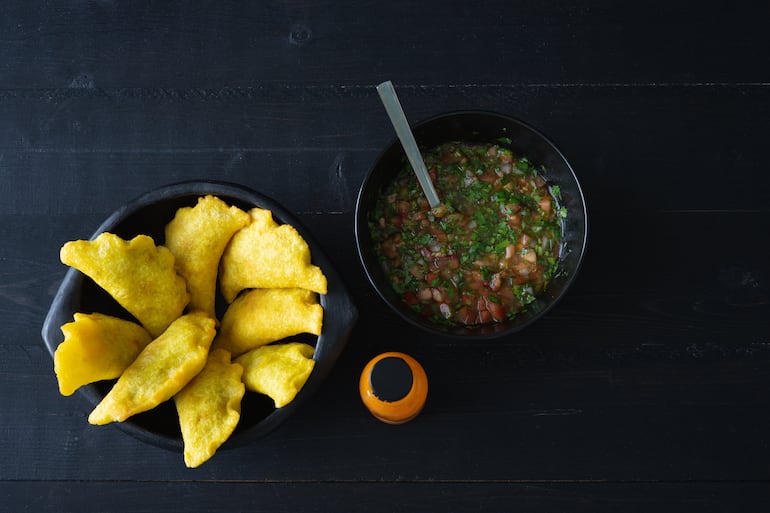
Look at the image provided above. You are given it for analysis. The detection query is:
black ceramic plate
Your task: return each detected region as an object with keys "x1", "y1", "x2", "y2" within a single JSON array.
[{"x1": 41, "y1": 181, "x2": 357, "y2": 451}]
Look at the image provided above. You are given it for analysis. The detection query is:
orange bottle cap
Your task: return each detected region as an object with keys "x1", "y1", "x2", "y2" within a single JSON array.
[{"x1": 359, "y1": 352, "x2": 428, "y2": 424}]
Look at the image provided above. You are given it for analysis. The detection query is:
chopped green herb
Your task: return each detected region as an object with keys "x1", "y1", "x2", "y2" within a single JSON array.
[{"x1": 370, "y1": 141, "x2": 563, "y2": 327}]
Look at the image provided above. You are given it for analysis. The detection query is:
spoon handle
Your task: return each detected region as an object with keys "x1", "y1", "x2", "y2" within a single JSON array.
[{"x1": 376, "y1": 81, "x2": 441, "y2": 208}]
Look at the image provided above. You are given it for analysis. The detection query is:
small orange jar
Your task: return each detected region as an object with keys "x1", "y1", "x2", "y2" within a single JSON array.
[{"x1": 359, "y1": 352, "x2": 428, "y2": 424}]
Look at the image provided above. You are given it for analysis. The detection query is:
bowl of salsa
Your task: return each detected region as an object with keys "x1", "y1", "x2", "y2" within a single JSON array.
[{"x1": 355, "y1": 111, "x2": 587, "y2": 338}]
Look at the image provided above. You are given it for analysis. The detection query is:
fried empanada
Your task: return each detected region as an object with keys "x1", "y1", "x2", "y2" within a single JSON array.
[
  {"x1": 60, "y1": 232, "x2": 189, "y2": 338},
  {"x1": 174, "y1": 348, "x2": 245, "y2": 468},
  {"x1": 213, "y1": 288, "x2": 323, "y2": 357},
  {"x1": 165, "y1": 196, "x2": 250, "y2": 318},
  {"x1": 54, "y1": 312, "x2": 152, "y2": 396},
  {"x1": 236, "y1": 342, "x2": 315, "y2": 408},
  {"x1": 219, "y1": 208, "x2": 327, "y2": 303},
  {"x1": 88, "y1": 312, "x2": 216, "y2": 425}
]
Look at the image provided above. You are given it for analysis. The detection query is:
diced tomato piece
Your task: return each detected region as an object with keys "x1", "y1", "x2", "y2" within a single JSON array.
[{"x1": 487, "y1": 301, "x2": 506, "y2": 322}]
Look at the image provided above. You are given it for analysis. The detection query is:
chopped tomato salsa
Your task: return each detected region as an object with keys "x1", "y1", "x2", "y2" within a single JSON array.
[{"x1": 370, "y1": 142, "x2": 565, "y2": 326}]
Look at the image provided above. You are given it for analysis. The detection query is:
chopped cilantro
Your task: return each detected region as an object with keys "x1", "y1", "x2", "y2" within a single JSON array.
[{"x1": 370, "y1": 141, "x2": 563, "y2": 327}]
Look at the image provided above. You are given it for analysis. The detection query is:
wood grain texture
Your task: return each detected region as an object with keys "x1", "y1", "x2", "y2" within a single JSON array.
[
  {"x1": 1, "y1": 1, "x2": 769, "y2": 89},
  {"x1": 1, "y1": 85, "x2": 769, "y2": 215},
  {"x1": 1, "y1": 0, "x2": 769, "y2": 510},
  {"x1": 2, "y1": 481, "x2": 769, "y2": 513}
]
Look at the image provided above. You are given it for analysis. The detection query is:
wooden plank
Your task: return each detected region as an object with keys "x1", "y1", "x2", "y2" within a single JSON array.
[
  {"x1": 1, "y1": 481, "x2": 768, "y2": 512},
  {"x1": 8, "y1": 210, "x2": 770, "y2": 354},
  {"x1": 1, "y1": 1, "x2": 768, "y2": 89},
  {"x1": 7, "y1": 343, "x2": 769, "y2": 482},
  {"x1": 1, "y1": 85, "x2": 769, "y2": 215}
]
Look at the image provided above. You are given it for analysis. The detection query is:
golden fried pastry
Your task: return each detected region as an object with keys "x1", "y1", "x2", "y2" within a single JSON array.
[
  {"x1": 213, "y1": 288, "x2": 323, "y2": 357},
  {"x1": 60, "y1": 233, "x2": 189, "y2": 338},
  {"x1": 164, "y1": 196, "x2": 250, "y2": 319},
  {"x1": 236, "y1": 342, "x2": 315, "y2": 408},
  {"x1": 88, "y1": 312, "x2": 216, "y2": 425},
  {"x1": 54, "y1": 313, "x2": 152, "y2": 396},
  {"x1": 54, "y1": 197, "x2": 335, "y2": 466},
  {"x1": 219, "y1": 208, "x2": 327, "y2": 303},
  {"x1": 174, "y1": 348, "x2": 245, "y2": 468}
]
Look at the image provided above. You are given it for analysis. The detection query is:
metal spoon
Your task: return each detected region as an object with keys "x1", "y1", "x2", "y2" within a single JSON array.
[{"x1": 376, "y1": 81, "x2": 441, "y2": 208}]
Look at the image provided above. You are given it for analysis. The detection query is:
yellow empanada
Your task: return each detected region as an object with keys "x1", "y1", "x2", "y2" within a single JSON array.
[
  {"x1": 213, "y1": 288, "x2": 323, "y2": 357},
  {"x1": 236, "y1": 342, "x2": 315, "y2": 408},
  {"x1": 174, "y1": 348, "x2": 245, "y2": 468},
  {"x1": 88, "y1": 312, "x2": 216, "y2": 425},
  {"x1": 60, "y1": 232, "x2": 189, "y2": 338},
  {"x1": 219, "y1": 208, "x2": 327, "y2": 303},
  {"x1": 165, "y1": 195, "x2": 250, "y2": 318},
  {"x1": 54, "y1": 313, "x2": 152, "y2": 396}
]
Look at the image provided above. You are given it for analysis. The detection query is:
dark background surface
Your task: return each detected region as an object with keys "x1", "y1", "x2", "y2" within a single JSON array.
[{"x1": 2, "y1": 1, "x2": 769, "y2": 511}]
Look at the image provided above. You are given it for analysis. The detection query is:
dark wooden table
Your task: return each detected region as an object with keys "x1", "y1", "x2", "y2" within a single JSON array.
[{"x1": 2, "y1": 2, "x2": 769, "y2": 511}]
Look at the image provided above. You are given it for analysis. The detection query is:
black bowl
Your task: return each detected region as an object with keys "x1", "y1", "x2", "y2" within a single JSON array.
[
  {"x1": 355, "y1": 111, "x2": 587, "y2": 339},
  {"x1": 41, "y1": 181, "x2": 357, "y2": 451}
]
